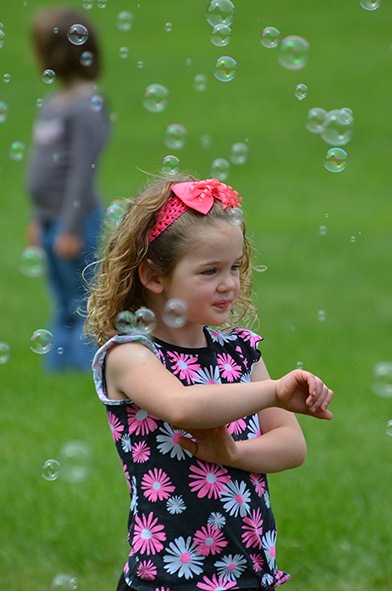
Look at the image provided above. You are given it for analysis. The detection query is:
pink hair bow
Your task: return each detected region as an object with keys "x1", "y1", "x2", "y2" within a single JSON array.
[{"x1": 171, "y1": 178, "x2": 242, "y2": 214}]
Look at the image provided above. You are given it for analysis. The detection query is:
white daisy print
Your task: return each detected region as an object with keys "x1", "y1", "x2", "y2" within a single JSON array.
[
  {"x1": 247, "y1": 414, "x2": 260, "y2": 439},
  {"x1": 220, "y1": 480, "x2": 251, "y2": 517},
  {"x1": 240, "y1": 372, "x2": 251, "y2": 383},
  {"x1": 214, "y1": 553, "x2": 247, "y2": 581},
  {"x1": 262, "y1": 573, "x2": 274, "y2": 587},
  {"x1": 163, "y1": 536, "x2": 205, "y2": 579},
  {"x1": 156, "y1": 422, "x2": 193, "y2": 460},
  {"x1": 166, "y1": 495, "x2": 186, "y2": 515},
  {"x1": 262, "y1": 530, "x2": 277, "y2": 570},
  {"x1": 193, "y1": 365, "x2": 221, "y2": 385},
  {"x1": 264, "y1": 491, "x2": 270, "y2": 508},
  {"x1": 130, "y1": 475, "x2": 138, "y2": 515},
  {"x1": 121, "y1": 433, "x2": 132, "y2": 453},
  {"x1": 207, "y1": 328, "x2": 237, "y2": 345},
  {"x1": 207, "y1": 512, "x2": 226, "y2": 529}
]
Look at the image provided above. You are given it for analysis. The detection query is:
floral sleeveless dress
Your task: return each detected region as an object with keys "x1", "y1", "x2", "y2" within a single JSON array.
[{"x1": 92, "y1": 326, "x2": 290, "y2": 591}]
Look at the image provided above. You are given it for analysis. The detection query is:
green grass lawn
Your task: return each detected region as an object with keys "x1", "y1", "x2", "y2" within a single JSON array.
[{"x1": 1, "y1": 0, "x2": 392, "y2": 589}]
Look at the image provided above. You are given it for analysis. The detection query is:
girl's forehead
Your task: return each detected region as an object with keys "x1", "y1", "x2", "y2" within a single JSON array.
[{"x1": 186, "y1": 221, "x2": 244, "y2": 256}]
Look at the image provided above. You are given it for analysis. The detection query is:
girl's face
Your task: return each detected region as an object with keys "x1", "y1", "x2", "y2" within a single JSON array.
[{"x1": 160, "y1": 221, "x2": 243, "y2": 330}]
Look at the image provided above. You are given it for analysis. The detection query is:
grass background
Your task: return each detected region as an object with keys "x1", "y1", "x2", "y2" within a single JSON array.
[{"x1": 1, "y1": 0, "x2": 392, "y2": 589}]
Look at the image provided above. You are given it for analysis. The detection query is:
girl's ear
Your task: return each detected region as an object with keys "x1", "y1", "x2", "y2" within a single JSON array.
[{"x1": 138, "y1": 259, "x2": 164, "y2": 294}]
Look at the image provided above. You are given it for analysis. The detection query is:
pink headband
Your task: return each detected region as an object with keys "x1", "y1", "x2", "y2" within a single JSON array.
[{"x1": 149, "y1": 178, "x2": 242, "y2": 243}]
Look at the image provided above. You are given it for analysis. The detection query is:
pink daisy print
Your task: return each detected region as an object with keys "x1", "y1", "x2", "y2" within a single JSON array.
[
  {"x1": 250, "y1": 553, "x2": 264, "y2": 572},
  {"x1": 132, "y1": 441, "x2": 150, "y2": 463},
  {"x1": 167, "y1": 351, "x2": 201, "y2": 384},
  {"x1": 234, "y1": 328, "x2": 262, "y2": 348},
  {"x1": 189, "y1": 460, "x2": 230, "y2": 499},
  {"x1": 196, "y1": 574, "x2": 238, "y2": 590},
  {"x1": 127, "y1": 404, "x2": 158, "y2": 436},
  {"x1": 241, "y1": 508, "x2": 264, "y2": 550},
  {"x1": 141, "y1": 468, "x2": 175, "y2": 502},
  {"x1": 249, "y1": 473, "x2": 266, "y2": 497},
  {"x1": 131, "y1": 512, "x2": 166, "y2": 555},
  {"x1": 153, "y1": 588, "x2": 173, "y2": 591},
  {"x1": 136, "y1": 559, "x2": 157, "y2": 580},
  {"x1": 217, "y1": 353, "x2": 242, "y2": 382},
  {"x1": 227, "y1": 418, "x2": 246, "y2": 435},
  {"x1": 107, "y1": 411, "x2": 124, "y2": 442},
  {"x1": 192, "y1": 524, "x2": 228, "y2": 556}
]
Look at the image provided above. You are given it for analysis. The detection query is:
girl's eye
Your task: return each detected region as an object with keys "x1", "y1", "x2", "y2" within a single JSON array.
[
  {"x1": 202, "y1": 269, "x2": 216, "y2": 275},
  {"x1": 231, "y1": 264, "x2": 241, "y2": 271}
]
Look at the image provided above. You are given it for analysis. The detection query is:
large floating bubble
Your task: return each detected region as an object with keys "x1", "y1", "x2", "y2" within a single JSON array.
[
  {"x1": 229, "y1": 142, "x2": 249, "y2": 165},
  {"x1": 50, "y1": 574, "x2": 79, "y2": 590},
  {"x1": 206, "y1": 0, "x2": 236, "y2": 26},
  {"x1": 164, "y1": 124, "x2": 187, "y2": 150},
  {"x1": 9, "y1": 141, "x2": 26, "y2": 161},
  {"x1": 162, "y1": 155, "x2": 180, "y2": 175},
  {"x1": 323, "y1": 148, "x2": 348, "y2": 172},
  {"x1": 143, "y1": 84, "x2": 169, "y2": 112},
  {"x1": 29, "y1": 329, "x2": 54, "y2": 354},
  {"x1": 42, "y1": 69, "x2": 56, "y2": 84},
  {"x1": 359, "y1": 0, "x2": 382, "y2": 9},
  {"x1": 305, "y1": 107, "x2": 327, "y2": 133},
  {"x1": 278, "y1": 36, "x2": 310, "y2": 70},
  {"x1": 370, "y1": 361, "x2": 392, "y2": 398},
  {"x1": 213, "y1": 56, "x2": 237, "y2": 81},
  {"x1": 163, "y1": 299, "x2": 188, "y2": 328},
  {"x1": 210, "y1": 24, "x2": 232, "y2": 47},
  {"x1": 0, "y1": 101, "x2": 8, "y2": 123},
  {"x1": 0, "y1": 342, "x2": 11, "y2": 364},
  {"x1": 321, "y1": 109, "x2": 354, "y2": 146},
  {"x1": 211, "y1": 158, "x2": 230, "y2": 181},
  {"x1": 59, "y1": 440, "x2": 92, "y2": 483},
  {"x1": 104, "y1": 200, "x2": 127, "y2": 228},
  {"x1": 19, "y1": 246, "x2": 47, "y2": 277},
  {"x1": 42, "y1": 459, "x2": 61, "y2": 481},
  {"x1": 134, "y1": 308, "x2": 156, "y2": 334},
  {"x1": 116, "y1": 11, "x2": 134, "y2": 31},
  {"x1": 260, "y1": 27, "x2": 280, "y2": 48},
  {"x1": 67, "y1": 24, "x2": 88, "y2": 45},
  {"x1": 115, "y1": 311, "x2": 134, "y2": 334}
]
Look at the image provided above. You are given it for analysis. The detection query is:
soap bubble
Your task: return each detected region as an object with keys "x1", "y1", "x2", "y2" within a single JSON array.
[
  {"x1": 118, "y1": 46, "x2": 129, "y2": 59},
  {"x1": 278, "y1": 36, "x2": 310, "y2": 70},
  {"x1": 164, "y1": 124, "x2": 187, "y2": 150},
  {"x1": 305, "y1": 107, "x2": 327, "y2": 133},
  {"x1": 206, "y1": 0, "x2": 236, "y2": 26},
  {"x1": 80, "y1": 50, "x2": 94, "y2": 66},
  {"x1": 386, "y1": 420, "x2": 392, "y2": 437},
  {"x1": 0, "y1": 101, "x2": 9, "y2": 123},
  {"x1": 213, "y1": 56, "x2": 237, "y2": 81},
  {"x1": 318, "y1": 225, "x2": 328, "y2": 236},
  {"x1": 163, "y1": 299, "x2": 188, "y2": 328},
  {"x1": 370, "y1": 362, "x2": 392, "y2": 397},
  {"x1": 0, "y1": 342, "x2": 11, "y2": 364},
  {"x1": 294, "y1": 83, "x2": 308, "y2": 100},
  {"x1": 210, "y1": 24, "x2": 232, "y2": 47},
  {"x1": 296, "y1": 361, "x2": 304, "y2": 369},
  {"x1": 321, "y1": 109, "x2": 354, "y2": 146},
  {"x1": 323, "y1": 148, "x2": 348, "y2": 173},
  {"x1": 104, "y1": 200, "x2": 127, "y2": 228},
  {"x1": 81, "y1": 0, "x2": 93, "y2": 8},
  {"x1": 229, "y1": 142, "x2": 248, "y2": 165},
  {"x1": 42, "y1": 459, "x2": 61, "y2": 481},
  {"x1": 57, "y1": 347, "x2": 64, "y2": 355},
  {"x1": 114, "y1": 311, "x2": 134, "y2": 334},
  {"x1": 165, "y1": 22, "x2": 173, "y2": 32},
  {"x1": 162, "y1": 155, "x2": 180, "y2": 175},
  {"x1": 42, "y1": 69, "x2": 56, "y2": 84},
  {"x1": 350, "y1": 235, "x2": 356, "y2": 243},
  {"x1": 90, "y1": 95, "x2": 103, "y2": 112},
  {"x1": 3, "y1": 73, "x2": 10, "y2": 83},
  {"x1": 200, "y1": 134, "x2": 213, "y2": 149},
  {"x1": 9, "y1": 141, "x2": 26, "y2": 161},
  {"x1": 260, "y1": 27, "x2": 280, "y2": 48},
  {"x1": 193, "y1": 74, "x2": 208, "y2": 92},
  {"x1": 97, "y1": 0, "x2": 107, "y2": 8},
  {"x1": 186, "y1": 58, "x2": 192, "y2": 66},
  {"x1": 317, "y1": 310, "x2": 327, "y2": 321},
  {"x1": 19, "y1": 246, "x2": 47, "y2": 277},
  {"x1": 143, "y1": 84, "x2": 169, "y2": 112},
  {"x1": 134, "y1": 308, "x2": 156, "y2": 334},
  {"x1": 50, "y1": 574, "x2": 79, "y2": 590},
  {"x1": 59, "y1": 440, "x2": 92, "y2": 483},
  {"x1": 36, "y1": 98, "x2": 43, "y2": 107},
  {"x1": 211, "y1": 158, "x2": 230, "y2": 181},
  {"x1": 137, "y1": 61, "x2": 144, "y2": 68},
  {"x1": 116, "y1": 11, "x2": 134, "y2": 31},
  {"x1": 29, "y1": 329, "x2": 54, "y2": 354},
  {"x1": 360, "y1": 0, "x2": 382, "y2": 9},
  {"x1": 67, "y1": 24, "x2": 88, "y2": 45},
  {"x1": 0, "y1": 29, "x2": 5, "y2": 49}
]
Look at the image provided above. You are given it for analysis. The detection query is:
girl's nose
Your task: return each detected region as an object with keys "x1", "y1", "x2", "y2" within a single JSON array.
[{"x1": 217, "y1": 273, "x2": 236, "y2": 292}]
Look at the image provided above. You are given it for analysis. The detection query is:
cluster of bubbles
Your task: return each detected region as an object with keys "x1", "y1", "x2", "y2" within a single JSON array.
[
  {"x1": 204, "y1": 2, "x2": 237, "y2": 80},
  {"x1": 19, "y1": 246, "x2": 47, "y2": 277},
  {"x1": 143, "y1": 84, "x2": 169, "y2": 112},
  {"x1": 305, "y1": 107, "x2": 354, "y2": 172},
  {"x1": 207, "y1": 141, "x2": 248, "y2": 181},
  {"x1": 29, "y1": 329, "x2": 55, "y2": 354},
  {"x1": 115, "y1": 300, "x2": 189, "y2": 335},
  {"x1": 50, "y1": 574, "x2": 79, "y2": 590},
  {"x1": 260, "y1": 27, "x2": 310, "y2": 71},
  {"x1": 42, "y1": 440, "x2": 92, "y2": 483}
]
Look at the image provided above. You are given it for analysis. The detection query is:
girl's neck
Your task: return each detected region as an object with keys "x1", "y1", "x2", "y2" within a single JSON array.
[
  {"x1": 50, "y1": 78, "x2": 95, "y2": 108},
  {"x1": 152, "y1": 321, "x2": 208, "y2": 349}
]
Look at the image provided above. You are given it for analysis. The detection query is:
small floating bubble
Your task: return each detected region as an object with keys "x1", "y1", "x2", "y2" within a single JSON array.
[
  {"x1": 164, "y1": 124, "x2": 187, "y2": 150},
  {"x1": 229, "y1": 142, "x2": 249, "y2": 165},
  {"x1": 294, "y1": 83, "x2": 308, "y2": 100},
  {"x1": 318, "y1": 225, "x2": 328, "y2": 236},
  {"x1": 165, "y1": 22, "x2": 172, "y2": 32},
  {"x1": 143, "y1": 84, "x2": 169, "y2": 112},
  {"x1": 305, "y1": 107, "x2": 327, "y2": 133},
  {"x1": 67, "y1": 24, "x2": 88, "y2": 45},
  {"x1": 80, "y1": 50, "x2": 94, "y2": 66},
  {"x1": 359, "y1": 0, "x2": 382, "y2": 10},
  {"x1": 114, "y1": 311, "x2": 135, "y2": 334},
  {"x1": 323, "y1": 148, "x2": 348, "y2": 173},
  {"x1": 19, "y1": 246, "x2": 47, "y2": 277},
  {"x1": 50, "y1": 574, "x2": 79, "y2": 590},
  {"x1": 90, "y1": 95, "x2": 103, "y2": 112},
  {"x1": 118, "y1": 46, "x2": 129, "y2": 59},
  {"x1": 0, "y1": 342, "x2": 11, "y2": 364},
  {"x1": 134, "y1": 308, "x2": 156, "y2": 335},
  {"x1": 193, "y1": 74, "x2": 208, "y2": 92},
  {"x1": 370, "y1": 362, "x2": 392, "y2": 398},
  {"x1": 210, "y1": 24, "x2": 232, "y2": 47},
  {"x1": 317, "y1": 310, "x2": 327, "y2": 321},
  {"x1": 104, "y1": 200, "x2": 127, "y2": 228},
  {"x1": 42, "y1": 459, "x2": 61, "y2": 481},
  {"x1": 386, "y1": 420, "x2": 392, "y2": 437},
  {"x1": 0, "y1": 101, "x2": 9, "y2": 123},
  {"x1": 260, "y1": 27, "x2": 280, "y2": 48},
  {"x1": 163, "y1": 299, "x2": 188, "y2": 328},
  {"x1": 42, "y1": 69, "x2": 56, "y2": 84},
  {"x1": 162, "y1": 155, "x2": 180, "y2": 175},
  {"x1": 29, "y1": 329, "x2": 54, "y2": 354},
  {"x1": 213, "y1": 56, "x2": 237, "y2": 82},
  {"x1": 116, "y1": 11, "x2": 134, "y2": 31},
  {"x1": 210, "y1": 158, "x2": 230, "y2": 181},
  {"x1": 9, "y1": 141, "x2": 26, "y2": 161},
  {"x1": 3, "y1": 73, "x2": 10, "y2": 83}
]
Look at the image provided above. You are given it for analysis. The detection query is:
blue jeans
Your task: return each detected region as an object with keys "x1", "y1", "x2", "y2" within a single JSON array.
[{"x1": 41, "y1": 207, "x2": 102, "y2": 372}]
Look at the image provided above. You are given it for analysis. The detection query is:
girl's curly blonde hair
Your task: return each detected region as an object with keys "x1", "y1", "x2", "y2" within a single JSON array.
[{"x1": 85, "y1": 173, "x2": 259, "y2": 347}]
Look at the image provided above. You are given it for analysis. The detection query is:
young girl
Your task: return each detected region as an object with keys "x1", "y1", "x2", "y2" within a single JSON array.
[
  {"x1": 25, "y1": 8, "x2": 110, "y2": 371},
  {"x1": 86, "y1": 175, "x2": 333, "y2": 591}
]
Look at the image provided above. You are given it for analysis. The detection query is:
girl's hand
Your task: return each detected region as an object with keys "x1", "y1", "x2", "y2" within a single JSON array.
[
  {"x1": 276, "y1": 370, "x2": 333, "y2": 420},
  {"x1": 174, "y1": 424, "x2": 239, "y2": 466}
]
